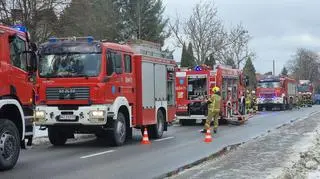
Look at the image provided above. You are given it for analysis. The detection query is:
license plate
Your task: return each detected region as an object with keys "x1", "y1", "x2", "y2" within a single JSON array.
[{"x1": 60, "y1": 115, "x2": 76, "y2": 121}]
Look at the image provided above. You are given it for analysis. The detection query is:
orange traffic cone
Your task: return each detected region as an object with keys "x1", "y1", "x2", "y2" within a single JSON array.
[
  {"x1": 204, "y1": 128, "x2": 212, "y2": 143},
  {"x1": 141, "y1": 128, "x2": 151, "y2": 145}
]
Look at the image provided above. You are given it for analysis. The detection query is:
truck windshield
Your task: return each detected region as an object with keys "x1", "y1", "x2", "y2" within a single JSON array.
[
  {"x1": 257, "y1": 81, "x2": 281, "y2": 88},
  {"x1": 39, "y1": 53, "x2": 101, "y2": 78},
  {"x1": 298, "y1": 85, "x2": 310, "y2": 92}
]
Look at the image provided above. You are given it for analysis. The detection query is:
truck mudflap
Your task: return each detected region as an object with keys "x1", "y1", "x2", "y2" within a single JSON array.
[{"x1": 21, "y1": 116, "x2": 34, "y2": 149}]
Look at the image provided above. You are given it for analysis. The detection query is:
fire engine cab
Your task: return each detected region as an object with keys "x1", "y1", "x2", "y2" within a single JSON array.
[
  {"x1": 0, "y1": 25, "x2": 37, "y2": 170},
  {"x1": 34, "y1": 38, "x2": 176, "y2": 146},
  {"x1": 256, "y1": 76, "x2": 297, "y2": 111},
  {"x1": 175, "y1": 64, "x2": 247, "y2": 125}
]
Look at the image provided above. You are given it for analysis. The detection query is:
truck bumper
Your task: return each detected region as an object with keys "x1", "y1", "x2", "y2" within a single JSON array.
[
  {"x1": 34, "y1": 105, "x2": 112, "y2": 126},
  {"x1": 257, "y1": 97, "x2": 283, "y2": 105},
  {"x1": 176, "y1": 115, "x2": 207, "y2": 120}
]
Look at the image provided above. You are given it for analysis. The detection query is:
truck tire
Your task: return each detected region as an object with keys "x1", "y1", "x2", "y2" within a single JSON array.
[
  {"x1": 48, "y1": 127, "x2": 67, "y2": 146},
  {"x1": 109, "y1": 112, "x2": 127, "y2": 146},
  {"x1": 149, "y1": 110, "x2": 165, "y2": 139},
  {"x1": 0, "y1": 119, "x2": 20, "y2": 171}
]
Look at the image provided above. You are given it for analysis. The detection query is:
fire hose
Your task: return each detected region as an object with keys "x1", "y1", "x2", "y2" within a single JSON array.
[{"x1": 225, "y1": 103, "x2": 254, "y2": 123}]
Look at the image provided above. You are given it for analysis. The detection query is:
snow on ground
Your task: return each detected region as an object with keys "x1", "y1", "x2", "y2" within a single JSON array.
[
  {"x1": 34, "y1": 126, "x2": 47, "y2": 138},
  {"x1": 168, "y1": 112, "x2": 320, "y2": 179},
  {"x1": 276, "y1": 129, "x2": 320, "y2": 179}
]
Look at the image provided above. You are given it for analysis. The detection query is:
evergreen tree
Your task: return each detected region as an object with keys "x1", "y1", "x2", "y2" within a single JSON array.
[
  {"x1": 117, "y1": 0, "x2": 169, "y2": 45},
  {"x1": 180, "y1": 43, "x2": 188, "y2": 67},
  {"x1": 186, "y1": 42, "x2": 195, "y2": 67},
  {"x1": 243, "y1": 57, "x2": 257, "y2": 89},
  {"x1": 58, "y1": 0, "x2": 121, "y2": 41},
  {"x1": 281, "y1": 67, "x2": 288, "y2": 76},
  {"x1": 58, "y1": 0, "x2": 94, "y2": 37},
  {"x1": 204, "y1": 53, "x2": 215, "y2": 67}
]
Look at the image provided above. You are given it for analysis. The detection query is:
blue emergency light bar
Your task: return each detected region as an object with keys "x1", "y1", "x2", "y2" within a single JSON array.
[
  {"x1": 11, "y1": 25, "x2": 27, "y2": 33},
  {"x1": 48, "y1": 36, "x2": 94, "y2": 43},
  {"x1": 194, "y1": 65, "x2": 202, "y2": 71}
]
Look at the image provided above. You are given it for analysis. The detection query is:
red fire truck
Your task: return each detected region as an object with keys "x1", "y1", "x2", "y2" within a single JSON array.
[
  {"x1": 0, "y1": 25, "x2": 37, "y2": 170},
  {"x1": 256, "y1": 76, "x2": 297, "y2": 111},
  {"x1": 34, "y1": 38, "x2": 176, "y2": 146},
  {"x1": 175, "y1": 65, "x2": 247, "y2": 125}
]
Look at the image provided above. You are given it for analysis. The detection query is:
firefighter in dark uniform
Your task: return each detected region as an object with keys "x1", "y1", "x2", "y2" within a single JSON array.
[{"x1": 201, "y1": 87, "x2": 222, "y2": 134}]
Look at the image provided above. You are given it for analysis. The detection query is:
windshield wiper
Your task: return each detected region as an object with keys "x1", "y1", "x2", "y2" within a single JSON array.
[{"x1": 78, "y1": 74, "x2": 90, "y2": 79}]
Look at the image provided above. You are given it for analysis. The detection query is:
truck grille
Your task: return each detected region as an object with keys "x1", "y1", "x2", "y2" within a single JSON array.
[
  {"x1": 46, "y1": 87, "x2": 90, "y2": 100},
  {"x1": 260, "y1": 94, "x2": 274, "y2": 98}
]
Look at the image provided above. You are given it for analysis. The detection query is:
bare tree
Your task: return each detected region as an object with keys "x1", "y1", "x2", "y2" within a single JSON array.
[
  {"x1": 218, "y1": 23, "x2": 254, "y2": 68},
  {"x1": 0, "y1": 0, "x2": 68, "y2": 42},
  {"x1": 169, "y1": 0, "x2": 225, "y2": 65},
  {"x1": 288, "y1": 48, "x2": 320, "y2": 82}
]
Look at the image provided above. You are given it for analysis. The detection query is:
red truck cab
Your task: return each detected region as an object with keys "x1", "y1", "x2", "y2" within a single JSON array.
[
  {"x1": 256, "y1": 76, "x2": 297, "y2": 111},
  {"x1": 0, "y1": 25, "x2": 37, "y2": 170}
]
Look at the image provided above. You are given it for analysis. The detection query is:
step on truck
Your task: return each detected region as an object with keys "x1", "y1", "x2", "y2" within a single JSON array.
[
  {"x1": 256, "y1": 75, "x2": 297, "y2": 111},
  {"x1": 34, "y1": 38, "x2": 176, "y2": 146},
  {"x1": 0, "y1": 25, "x2": 37, "y2": 170},
  {"x1": 175, "y1": 64, "x2": 247, "y2": 126}
]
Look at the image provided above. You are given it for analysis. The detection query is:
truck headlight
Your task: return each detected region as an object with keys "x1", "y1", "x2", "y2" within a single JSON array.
[
  {"x1": 90, "y1": 110, "x2": 105, "y2": 118},
  {"x1": 35, "y1": 111, "x2": 46, "y2": 119}
]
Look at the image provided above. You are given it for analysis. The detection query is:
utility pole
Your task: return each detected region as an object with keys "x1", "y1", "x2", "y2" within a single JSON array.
[
  {"x1": 273, "y1": 60, "x2": 275, "y2": 76},
  {"x1": 137, "y1": 1, "x2": 141, "y2": 40}
]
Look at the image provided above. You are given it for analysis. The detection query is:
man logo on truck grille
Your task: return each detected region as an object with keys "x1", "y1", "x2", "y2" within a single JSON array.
[{"x1": 59, "y1": 88, "x2": 76, "y2": 99}]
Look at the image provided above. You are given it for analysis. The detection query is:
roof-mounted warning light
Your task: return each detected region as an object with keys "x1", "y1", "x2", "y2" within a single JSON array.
[
  {"x1": 11, "y1": 25, "x2": 27, "y2": 33},
  {"x1": 194, "y1": 65, "x2": 202, "y2": 71},
  {"x1": 48, "y1": 36, "x2": 95, "y2": 43}
]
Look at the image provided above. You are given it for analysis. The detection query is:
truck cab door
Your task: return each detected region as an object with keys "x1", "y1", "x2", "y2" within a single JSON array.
[
  {"x1": 121, "y1": 53, "x2": 135, "y2": 102},
  {"x1": 105, "y1": 49, "x2": 123, "y2": 99},
  {"x1": 8, "y1": 35, "x2": 33, "y2": 105}
]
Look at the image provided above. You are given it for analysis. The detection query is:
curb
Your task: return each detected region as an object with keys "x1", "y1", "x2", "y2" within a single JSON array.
[
  {"x1": 157, "y1": 111, "x2": 320, "y2": 179},
  {"x1": 155, "y1": 143, "x2": 243, "y2": 179}
]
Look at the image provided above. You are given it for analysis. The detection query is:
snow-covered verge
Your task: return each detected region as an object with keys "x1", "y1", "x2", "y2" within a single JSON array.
[
  {"x1": 168, "y1": 112, "x2": 320, "y2": 179},
  {"x1": 275, "y1": 130, "x2": 320, "y2": 179}
]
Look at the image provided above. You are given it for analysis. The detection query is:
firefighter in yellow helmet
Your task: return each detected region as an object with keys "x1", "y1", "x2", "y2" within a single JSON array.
[{"x1": 201, "y1": 86, "x2": 222, "y2": 134}]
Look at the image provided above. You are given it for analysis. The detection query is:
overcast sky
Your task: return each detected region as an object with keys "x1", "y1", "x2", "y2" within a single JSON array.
[{"x1": 163, "y1": 0, "x2": 320, "y2": 74}]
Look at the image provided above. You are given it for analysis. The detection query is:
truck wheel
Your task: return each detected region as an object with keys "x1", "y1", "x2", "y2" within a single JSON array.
[
  {"x1": 150, "y1": 110, "x2": 165, "y2": 139},
  {"x1": 48, "y1": 127, "x2": 67, "y2": 146},
  {"x1": 110, "y1": 112, "x2": 127, "y2": 146},
  {"x1": 0, "y1": 119, "x2": 20, "y2": 171}
]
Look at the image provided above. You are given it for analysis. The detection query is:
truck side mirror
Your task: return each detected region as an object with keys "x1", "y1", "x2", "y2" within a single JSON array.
[
  {"x1": 24, "y1": 51, "x2": 38, "y2": 73},
  {"x1": 30, "y1": 42, "x2": 38, "y2": 52}
]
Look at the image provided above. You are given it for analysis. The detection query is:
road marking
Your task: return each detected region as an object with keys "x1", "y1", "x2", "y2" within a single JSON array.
[
  {"x1": 154, "y1": 136, "x2": 175, "y2": 142},
  {"x1": 80, "y1": 150, "x2": 115, "y2": 159}
]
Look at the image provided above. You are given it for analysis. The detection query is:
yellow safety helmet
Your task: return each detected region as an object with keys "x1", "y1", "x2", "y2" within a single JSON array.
[{"x1": 212, "y1": 86, "x2": 220, "y2": 93}]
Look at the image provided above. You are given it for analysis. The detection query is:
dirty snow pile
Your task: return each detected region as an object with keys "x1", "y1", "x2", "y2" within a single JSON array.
[{"x1": 276, "y1": 129, "x2": 320, "y2": 179}]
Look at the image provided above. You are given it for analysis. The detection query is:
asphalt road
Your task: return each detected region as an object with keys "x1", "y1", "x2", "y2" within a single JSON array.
[{"x1": 2, "y1": 106, "x2": 320, "y2": 179}]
